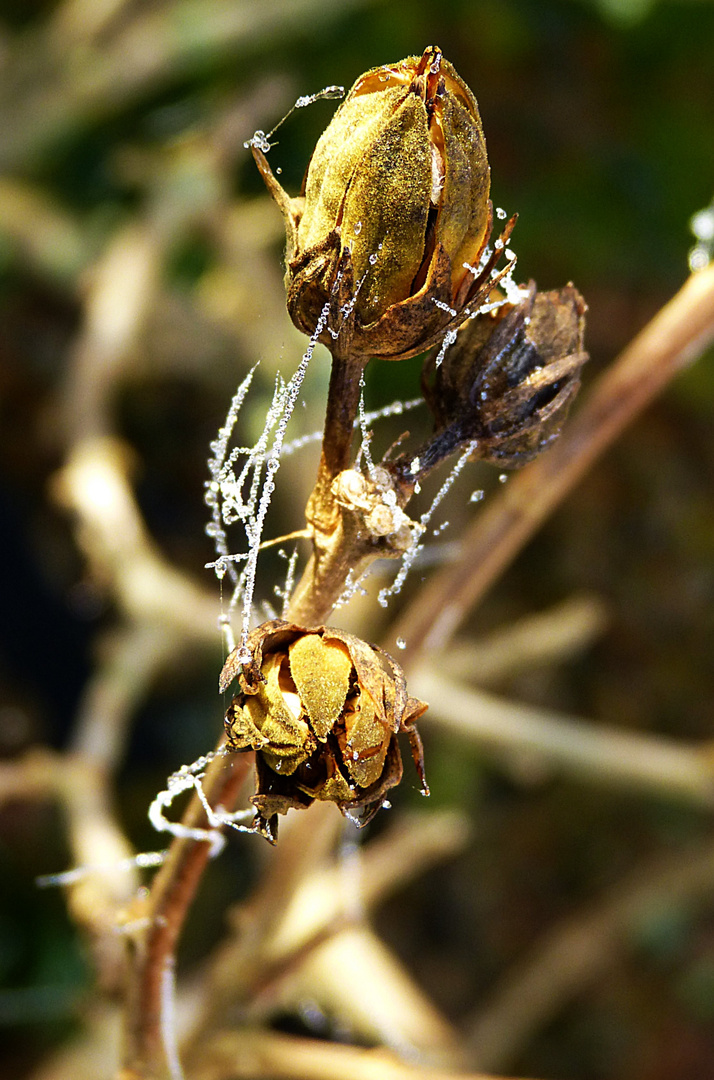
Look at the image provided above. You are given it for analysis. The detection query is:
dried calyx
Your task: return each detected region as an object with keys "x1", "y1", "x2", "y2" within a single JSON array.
[
  {"x1": 221, "y1": 621, "x2": 428, "y2": 842},
  {"x1": 385, "y1": 282, "x2": 588, "y2": 487},
  {"x1": 251, "y1": 46, "x2": 515, "y2": 361}
]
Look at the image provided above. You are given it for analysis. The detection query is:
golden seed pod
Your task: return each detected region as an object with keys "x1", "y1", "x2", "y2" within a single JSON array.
[
  {"x1": 252, "y1": 46, "x2": 502, "y2": 362},
  {"x1": 221, "y1": 620, "x2": 428, "y2": 842}
]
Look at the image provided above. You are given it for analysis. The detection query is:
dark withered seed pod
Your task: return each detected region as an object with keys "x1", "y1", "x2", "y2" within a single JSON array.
[
  {"x1": 413, "y1": 282, "x2": 587, "y2": 474},
  {"x1": 251, "y1": 46, "x2": 514, "y2": 362},
  {"x1": 220, "y1": 620, "x2": 428, "y2": 843}
]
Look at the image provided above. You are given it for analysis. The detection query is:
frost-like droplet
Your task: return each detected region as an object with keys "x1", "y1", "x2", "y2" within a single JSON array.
[
  {"x1": 496, "y1": 206, "x2": 507, "y2": 220},
  {"x1": 396, "y1": 637, "x2": 406, "y2": 650},
  {"x1": 244, "y1": 130, "x2": 271, "y2": 153},
  {"x1": 353, "y1": 221, "x2": 362, "y2": 236},
  {"x1": 498, "y1": 473, "x2": 508, "y2": 484},
  {"x1": 692, "y1": 208, "x2": 714, "y2": 242},
  {"x1": 236, "y1": 645, "x2": 252, "y2": 666},
  {"x1": 690, "y1": 247, "x2": 709, "y2": 271},
  {"x1": 470, "y1": 489, "x2": 485, "y2": 503}
]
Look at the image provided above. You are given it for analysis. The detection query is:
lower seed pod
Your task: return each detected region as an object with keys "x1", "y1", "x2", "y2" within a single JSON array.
[{"x1": 221, "y1": 620, "x2": 429, "y2": 842}]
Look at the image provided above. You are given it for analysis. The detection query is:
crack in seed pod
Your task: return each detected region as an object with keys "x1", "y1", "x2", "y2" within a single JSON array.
[{"x1": 250, "y1": 46, "x2": 518, "y2": 362}]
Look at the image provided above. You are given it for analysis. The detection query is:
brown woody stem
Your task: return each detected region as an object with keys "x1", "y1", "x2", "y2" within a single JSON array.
[
  {"x1": 305, "y1": 351, "x2": 367, "y2": 533},
  {"x1": 120, "y1": 750, "x2": 252, "y2": 1079},
  {"x1": 288, "y1": 351, "x2": 372, "y2": 625}
]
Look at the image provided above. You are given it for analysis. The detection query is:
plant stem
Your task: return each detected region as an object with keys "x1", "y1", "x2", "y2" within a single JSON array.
[
  {"x1": 287, "y1": 351, "x2": 373, "y2": 625},
  {"x1": 305, "y1": 351, "x2": 367, "y2": 533},
  {"x1": 120, "y1": 751, "x2": 252, "y2": 1080}
]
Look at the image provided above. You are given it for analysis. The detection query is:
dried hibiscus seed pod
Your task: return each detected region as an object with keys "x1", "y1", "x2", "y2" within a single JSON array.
[
  {"x1": 221, "y1": 620, "x2": 428, "y2": 842},
  {"x1": 404, "y1": 282, "x2": 588, "y2": 477},
  {"x1": 251, "y1": 46, "x2": 513, "y2": 361}
]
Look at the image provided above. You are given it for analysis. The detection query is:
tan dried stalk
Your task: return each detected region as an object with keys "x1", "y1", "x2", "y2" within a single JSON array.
[
  {"x1": 120, "y1": 754, "x2": 253, "y2": 1080},
  {"x1": 193, "y1": 1028, "x2": 532, "y2": 1080}
]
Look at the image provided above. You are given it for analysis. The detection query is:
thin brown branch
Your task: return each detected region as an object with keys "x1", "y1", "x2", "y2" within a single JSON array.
[
  {"x1": 194, "y1": 1029, "x2": 532, "y2": 1080},
  {"x1": 121, "y1": 749, "x2": 253, "y2": 1080},
  {"x1": 194, "y1": 810, "x2": 470, "y2": 1036},
  {"x1": 0, "y1": 749, "x2": 136, "y2": 988},
  {"x1": 287, "y1": 353, "x2": 369, "y2": 625},
  {"x1": 286, "y1": 362, "x2": 415, "y2": 626},
  {"x1": 414, "y1": 668, "x2": 714, "y2": 807},
  {"x1": 391, "y1": 262, "x2": 714, "y2": 666},
  {"x1": 308, "y1": 354, "x2": 368, "y2": 530},
  {"x1": 464, "y1": 834, "x2": 714, "y2": 1072},
  {"x1": 283, "y1": 348, "x2": 412, "y2": 626},
  {"x1": 438, "y1": 593, "x2": 609, "y2": 687}
]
